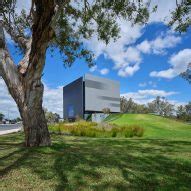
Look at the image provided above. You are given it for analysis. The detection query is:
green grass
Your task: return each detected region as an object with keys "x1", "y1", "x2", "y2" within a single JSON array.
[
  {"x1": 105, "y1": 114, "x2": 191, "y2": 139},
  {"x1": 0, "y1": 132, "x2": 191, "y2": 190},
  {"x1": 1, "y1": 114, "x2": 191, "y2": 190}
]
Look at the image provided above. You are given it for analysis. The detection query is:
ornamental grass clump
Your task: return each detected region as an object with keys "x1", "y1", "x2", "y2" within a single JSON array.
[{"x1": 49, "y1": 121, "x2": 144, "y2": 138}]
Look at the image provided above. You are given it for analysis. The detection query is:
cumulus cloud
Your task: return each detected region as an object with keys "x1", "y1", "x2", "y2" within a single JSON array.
[
  {"x1": 0, "y1": 79, "x2": 63, "y2": 119},
  {"x1": 43, "y1": 84, "x2": 63, "y2": 117},
  {"x1": 149, "y1": 0, "x2": 177, "y2": 24},
  {"x1": 85, "y1": 20, "x2": 143, "y2": 77},
  {"x1": 89, "y1": 65, "x2": 110, "y2": 75},
  {"x1": 6, "y1": 1, "x2": 182, "y2": 78},
  {"x1": 100, "y1": 68, "x2": 109, "y2": 75},
  {"x1": 139, "y1": 82, "x2": 147, "y2": 88},
  {"x1": 150, "y1": 49, "x2": 191, "y2": 79},
  {"x1": 121, "y1": 89, "x2": 178, "y2": 105},
  {"x1": 86, "y1": 26, "x2": 181, "y2": 77},
  {"x1": 0, "y1": 79, "x2": 20, "y2": 119},
  {"x1": 137, "y1": 32, "x2": 181, "y2": 55},
  {"x1": 137, "y1": 40, "x2": 151, "y2": 54},
  {"x1": 83, "y1": 1, "x2": 181, "y2": 78},
  {"x1": 139, "y1": 81, "x2": 157, "y2": 88}
]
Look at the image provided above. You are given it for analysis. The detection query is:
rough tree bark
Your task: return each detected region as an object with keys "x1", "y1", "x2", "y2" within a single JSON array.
[{"x1": 0, "y1": 0, "x2": 56, "y2": 146}]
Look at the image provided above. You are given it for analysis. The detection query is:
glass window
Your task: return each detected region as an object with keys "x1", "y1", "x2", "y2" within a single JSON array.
[{"x1": 68, "y1": 105, "x2": 75, "y2": 117}]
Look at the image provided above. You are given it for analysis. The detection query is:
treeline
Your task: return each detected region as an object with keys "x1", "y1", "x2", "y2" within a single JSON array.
[
  {"x1": 44, "y1": 108, "x2": 60, "y2": 124},
  {"x1": 120, "y1": 96, "x2": 191, "y2": 122},
  {"x1": 0, "y1": 112, "x2": 21, "y2": 123}
]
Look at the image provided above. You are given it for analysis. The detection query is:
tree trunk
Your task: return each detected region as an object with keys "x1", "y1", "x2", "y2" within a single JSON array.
[
  {"x1": 18, "y1": 80, "x2": 51, "y2": 147},
  {"x1": 0, "y1": 0, "x2": 56, "y2": 147}
]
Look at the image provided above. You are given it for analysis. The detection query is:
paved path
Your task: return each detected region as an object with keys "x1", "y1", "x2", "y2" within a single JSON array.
[{"x1": 0, "y1": 124, "x2": 22, "y2": 135}]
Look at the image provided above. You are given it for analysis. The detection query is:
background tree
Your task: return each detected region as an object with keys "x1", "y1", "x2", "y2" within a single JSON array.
[
  {"x1": 185, "y1": 102, "x2": 191, "y2": 115},
  {"x1": 120, "y1": 97, "x2": 149, "y2": 114},
  {"x1": 102, "y1": 108, "x2": 111, "y2": 114},
  {"x1": 169, "y1": 0, "x2": 191, "y2": 83},
  {"x1": 147, "y1": 97, "x2": 174, "y2": 117},
  {"x1": 0, "y1": 112, "x2": 4, "y2": 121},
  {"x1": 176, "y1": 103, "x2": 191, "y2": 121},
  {"x1": 44, "y1": 108, "x2": 60, "y2": 124},
  {"x1": 177, "y1": 105, "x2": 187, "y2": 120},
  {"x1": 0, "y1": 0, "x2": 151, "y2": 146},
  {"x1": 120, "y1": 97, "x2": 128, "y2": 113}
]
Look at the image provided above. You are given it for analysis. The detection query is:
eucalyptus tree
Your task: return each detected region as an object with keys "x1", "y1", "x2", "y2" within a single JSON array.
[
  {"x1": 169, "y1": 0, "x2": 191, "y2": 83},
  {"x1": 0, "y1": 112, "x2": 5, "y2": 121},
  {"x1": 0, "y1": 0, "x2": 151, "y2": 146}
]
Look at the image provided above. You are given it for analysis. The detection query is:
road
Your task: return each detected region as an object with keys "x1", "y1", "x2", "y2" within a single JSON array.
[{"x1": 0, "y1": 124, "x2": 22, "y2": 135}]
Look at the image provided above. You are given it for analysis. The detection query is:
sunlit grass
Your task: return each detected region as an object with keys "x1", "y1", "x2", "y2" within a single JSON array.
[
  {"x1": 105, "y1": 114, "x2": 191, "y2": 139},
  {"x1": 0, "y1": 132, "x2": 191, "y2": 190}
]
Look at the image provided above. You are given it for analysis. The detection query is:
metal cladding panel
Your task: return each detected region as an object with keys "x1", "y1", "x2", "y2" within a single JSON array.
[
  {"x1": 84, "y1": 74, "x2": 120, "y2": 112},
  {"x1": 63, "y1": 77, "x2": 83, "y2": 119}
]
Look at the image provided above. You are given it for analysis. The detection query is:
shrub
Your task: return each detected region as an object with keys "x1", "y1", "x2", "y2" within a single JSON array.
[
  {"x1": 124, "y1": 128, "x2": 134, "y2": 138},
  {"x1": 111, "y1": 130, "x2": 117, "y2": 137},
  {"x1": 132, "y1": 125, "x2": 144, "y2": 137},
  {"x1": 48, "y1": 121, "x2": 144, "y2": 138}
]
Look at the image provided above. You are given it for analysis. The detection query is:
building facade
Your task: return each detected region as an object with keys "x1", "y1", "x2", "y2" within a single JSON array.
[{"x1": 63, "y1": 74, "x2": 120, "y2": 120}]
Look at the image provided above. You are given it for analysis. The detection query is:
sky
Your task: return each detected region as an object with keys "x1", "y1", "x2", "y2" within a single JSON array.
[{"x1": 0, "y1": 0, "x2": 191, "y2": 119}]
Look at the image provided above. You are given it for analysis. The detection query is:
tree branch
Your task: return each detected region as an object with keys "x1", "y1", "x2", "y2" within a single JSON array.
[
  {"x1": 1, "y1": 19, "x2": 29, "y2": 51},
  {"x1": 0, "y1": 23, "x2": 23, "y2": 103},
  {"x1": 25, "y1": 0, "x2": 55, "y2": 79}
]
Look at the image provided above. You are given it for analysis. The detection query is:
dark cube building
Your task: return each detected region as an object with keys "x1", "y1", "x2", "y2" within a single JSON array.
[{"x1": 63, "y1": 74, "x2": 120, "y2": 120}]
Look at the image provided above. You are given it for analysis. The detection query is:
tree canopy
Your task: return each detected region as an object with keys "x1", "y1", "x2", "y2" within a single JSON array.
[{"x1": 0, "y1": 0, "x2": 152, "y2": 68}]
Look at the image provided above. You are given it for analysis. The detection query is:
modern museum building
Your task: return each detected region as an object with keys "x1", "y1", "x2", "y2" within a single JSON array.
[{"x1": 63, "y1": 74, "x2": 120, "y2": 120}]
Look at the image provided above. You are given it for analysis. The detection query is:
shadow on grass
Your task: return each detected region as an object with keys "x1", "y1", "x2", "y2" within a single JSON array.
[{"x1": 0, "y1": 133, "x2": 191, "y2": 190}]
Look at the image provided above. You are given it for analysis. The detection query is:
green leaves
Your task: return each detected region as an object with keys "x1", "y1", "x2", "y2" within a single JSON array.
[
  {"x1": 52, "y1": 0, "x2": 150, "y2": 67},
  {"x1": 1, "y1": 0, "x2": 151, "y2": 68},
  {"x1": 169, "y1": 0, "x2": 191, "y2": 32}
]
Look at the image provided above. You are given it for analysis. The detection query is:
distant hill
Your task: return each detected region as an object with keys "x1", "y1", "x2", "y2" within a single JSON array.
[{"x1": 105, "y1": 114, "x2": 191, "y2": 139}]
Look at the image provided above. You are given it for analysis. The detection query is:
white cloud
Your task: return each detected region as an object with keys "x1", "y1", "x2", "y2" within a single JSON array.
[
  {"x1": 84, "y1": 1, "x2": 182, "y2": 78},
  {"x1": 138, "y1": 89, "x2": 177, "y2": 97},
  {"x1": 5, "y1": 1, "x2": 182, "y2": 78},
  {"x1": 100, "y1": 68, "x2": 109, "y2": 75},
  {"x1": 89, "y1": 65, "x2": 110, "y2": 75},
  {"x1": 139, "y1": 81, "x2": 157, "y2": 88},
  {"x1": 43, "y1": 84, "x2": 63, "y2": 117},
  {"x1": 151, "y1": 34, "x2": 181, "y2": 54},
  {"x1": 139, "y1": 82, "x2": 147, "y2": 88},
  {"x1": 0, "y1": 79, "x2": 63, "y2": 119},
  {"x1": 150, "y1": 49, "x2": 191, "y2": 79},
  {"x1": 148, "y1": 81, "x2": 157, "y2": 88},
  {"x1": 137, "y1": 32, "x2": 181, "y2": 55},
  {"x1": 0, "y1": 79, "x2": 20, "y2": 119},
  {"x1": 121, "y1": 89, "x2": 178, "y2": 105},
  {"x1": 16, "y1": 0, "x2": 31, "y2": 14},
  {"x1": 115, "y1": 46, "x2": 142, "y2": 77},
  {"x1": 86, "y1": 25, "x2": 181, "y2": 77},
  {"x1": 137, "y1": 40, "x2": 151, "y2": 54},
  {"x1": 85, "y1": 20, "x2": 143, "y2": 77},
  {"x1": 149, "y1": 0, "x2": 177, "y2": 24}
]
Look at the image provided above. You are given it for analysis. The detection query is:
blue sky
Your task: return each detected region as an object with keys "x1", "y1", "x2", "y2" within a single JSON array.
[
  {"x1": 43, "y1": 23, "x2": 191, "y2": 103},
  {"x1": 0, "y1": 0, "x2": 191, "y2": 118}
]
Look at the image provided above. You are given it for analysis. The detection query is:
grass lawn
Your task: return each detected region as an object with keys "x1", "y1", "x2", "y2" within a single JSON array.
[
  {"x1": 0, "y1": 131, "x2": 191, "y2": 190},
  {"x1": 105, "y1": 114, "x2": 191, "y2": 139}
]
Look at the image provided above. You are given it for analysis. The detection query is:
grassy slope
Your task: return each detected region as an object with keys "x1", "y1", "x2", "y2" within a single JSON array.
[
  {"x1": 105, "y1": 114, "x2": 191, "y2": 139},
  {"x1": 0, "y1": 133, "x2": 191, "y2": 190},
  {"x1": 1, "y1": 114, "x2": 191, "y2": 190}
]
